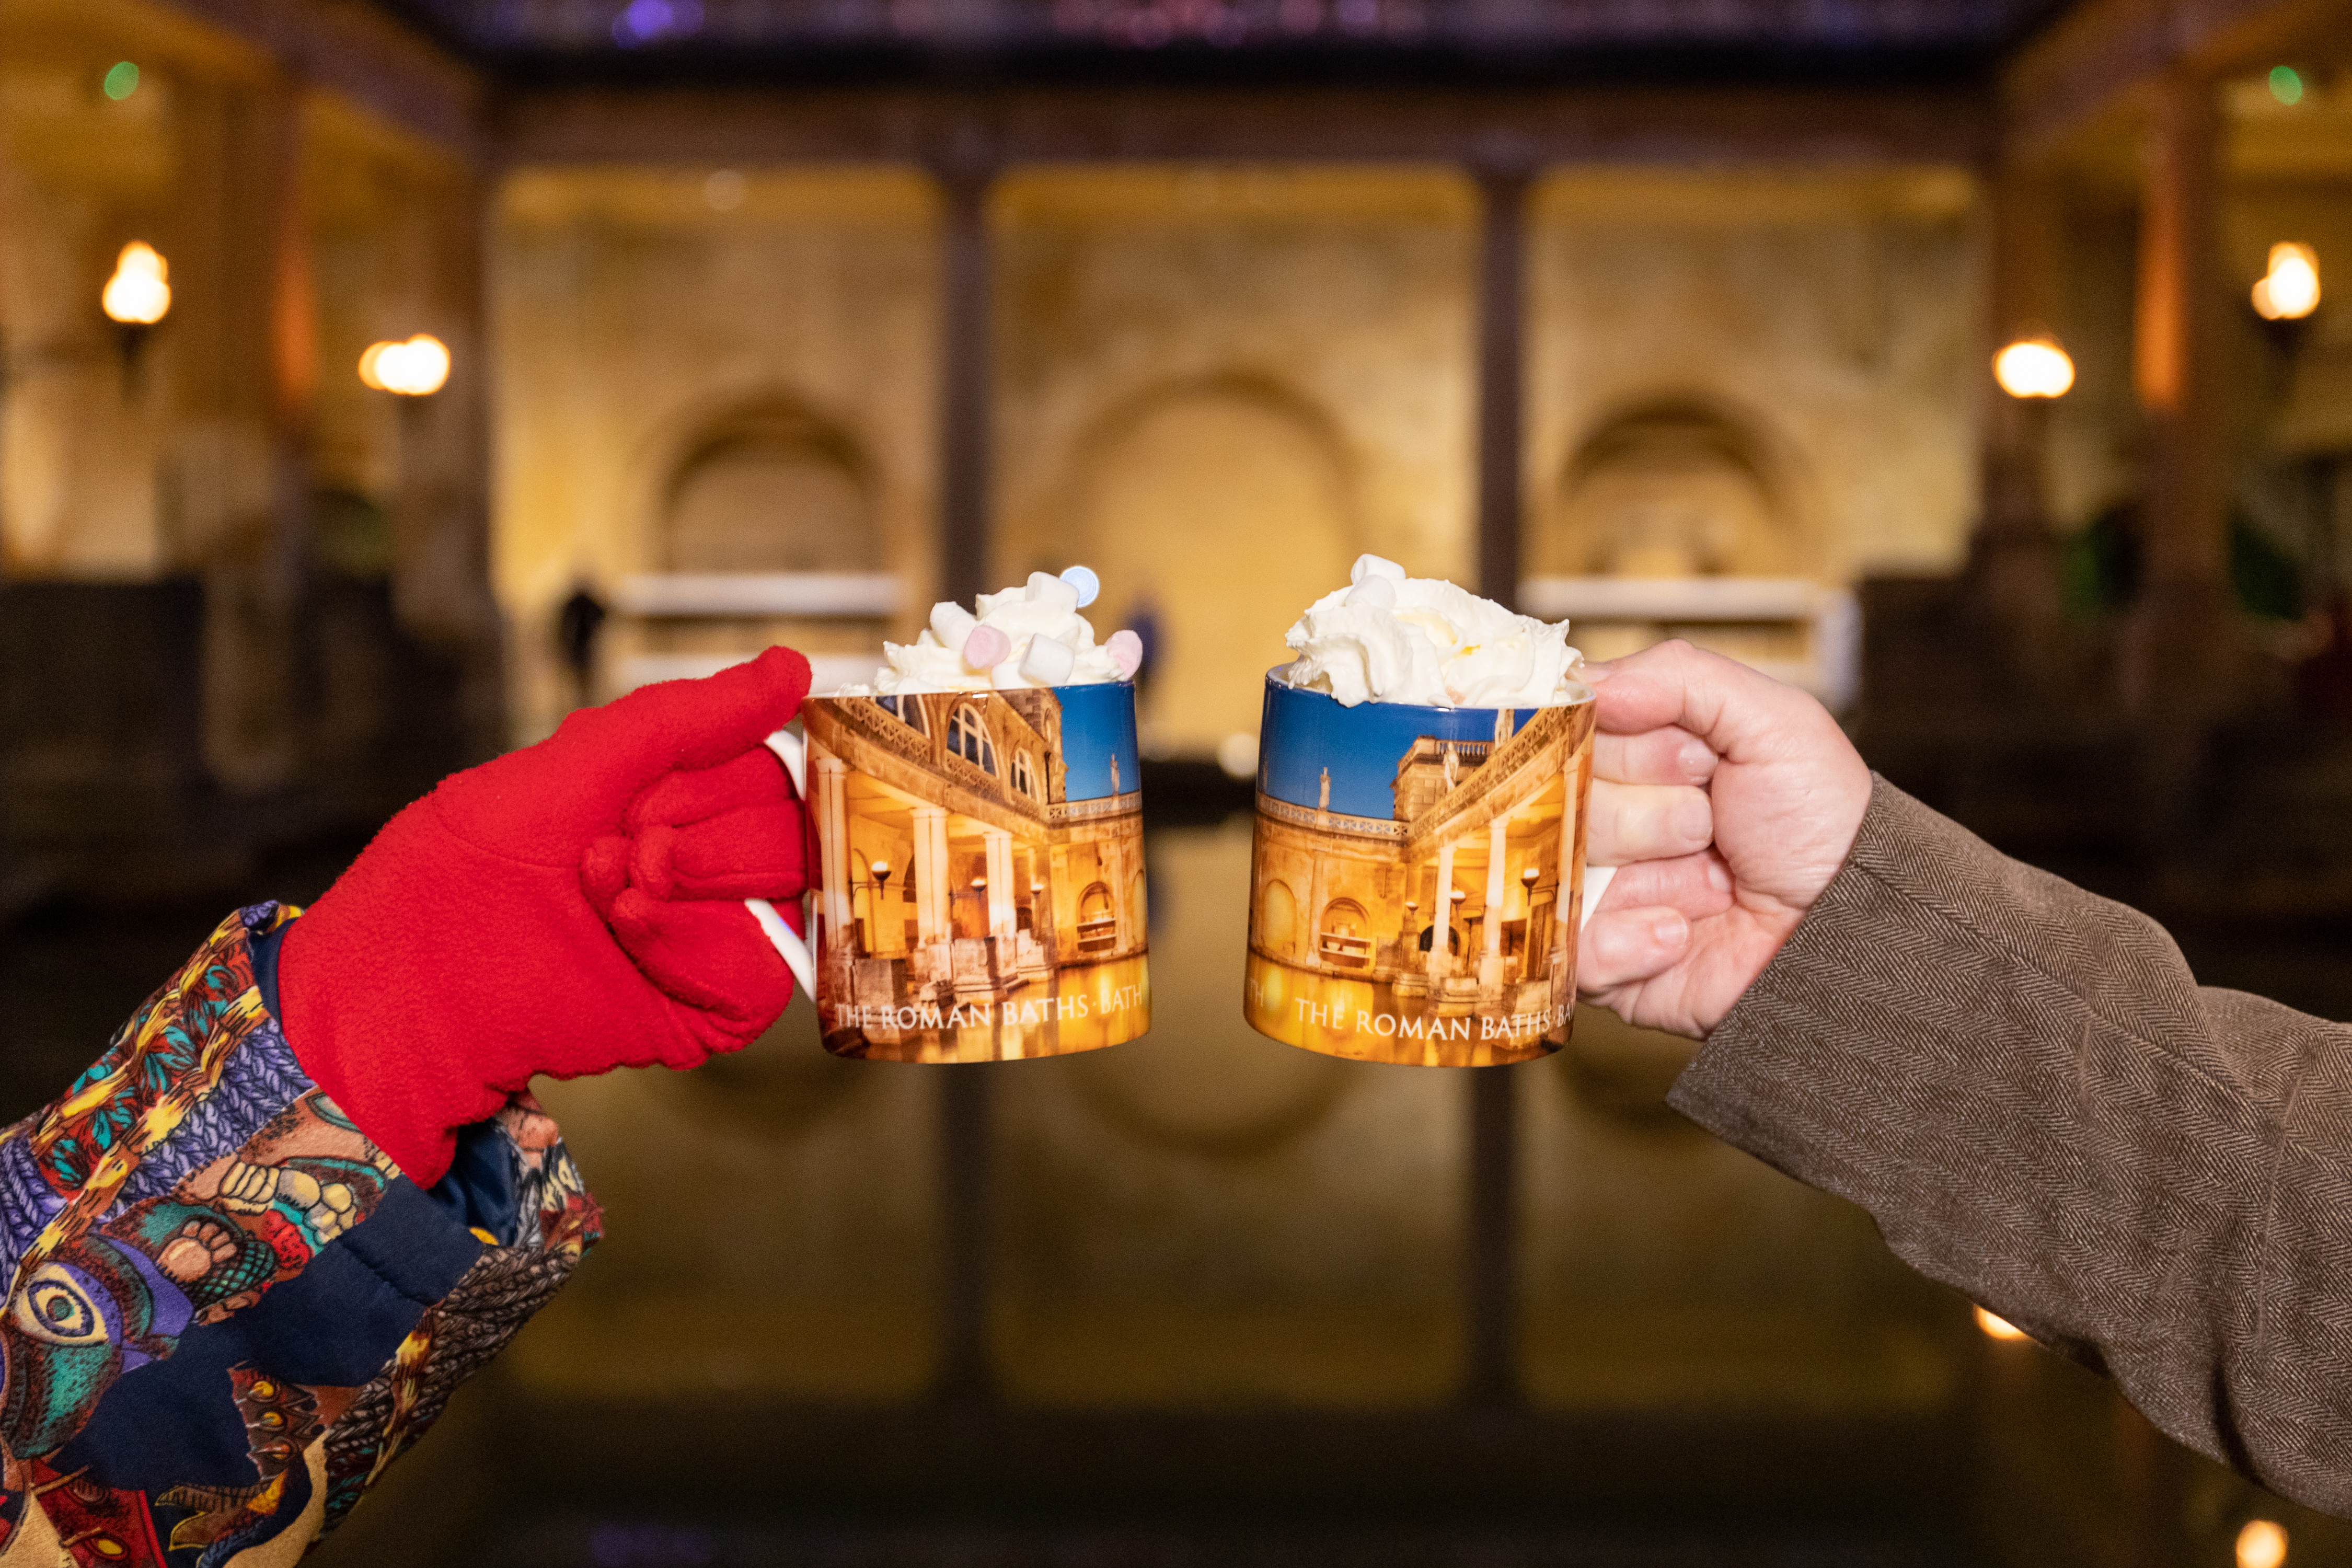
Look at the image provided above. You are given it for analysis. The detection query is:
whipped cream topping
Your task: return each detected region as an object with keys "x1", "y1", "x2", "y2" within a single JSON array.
[
  {"x1": 1277, "y1": 555, "x2": 1585, "y2": 708},
  {"x1": 839, "y1": 571, "x2": 1141, "y2": 695}
]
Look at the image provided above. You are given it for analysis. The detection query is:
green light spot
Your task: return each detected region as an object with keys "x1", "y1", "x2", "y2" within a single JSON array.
[
  {"x1": 2269, "y1": 65, "x2": 2304, "y2": 106},
  {"x1": 102, "y1": 61, "x2": 139, "y2": 101}
]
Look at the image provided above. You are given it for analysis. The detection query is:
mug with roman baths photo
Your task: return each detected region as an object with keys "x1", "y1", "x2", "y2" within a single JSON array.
[
  {"x1": 1241, "y1": 557, "x2": 1598, "y2": 1067},
  {"x1": 751, "y1": 569, "x2": 1151, "y2": 1063}
]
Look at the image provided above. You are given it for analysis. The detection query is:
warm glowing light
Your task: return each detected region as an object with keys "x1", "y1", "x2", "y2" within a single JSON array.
[
  {"x1": 358, "y1": 334, "x2": 452, "y2": 396},
  {"x1": 1974, "y1": 1306, "x2": 2027, "y2": 1341},
  {"x1": 2269, "y1": 66, "x2": 2304, "y2": 106},
  {"x1": 1993, "y1": 336, "x2": 2074, "y2": 399},
  {"x1": 102, "y1": 61, "x2": 140, "y2": 101},
  {"x1": 2238, "y1": 1518, "x2": 2288, "y2": 1568},
  {"x1": 2253, "y1": 243, "x2": 2321, "y2": 321},
  {"x1": 101, "y1": 242, "x2": 170, "y2": 325}
]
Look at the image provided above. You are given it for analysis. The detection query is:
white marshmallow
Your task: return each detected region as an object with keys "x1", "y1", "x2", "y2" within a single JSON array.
[
  {"x1": 929, "y1": 600, "x2": 978, "y2": 650},
  {"x1": 1350, "y1": 554, "x2": 1407, "y2": 587},
  {"x1": 1018, "y1": 633, "x2": 1077, "y2": 687}
]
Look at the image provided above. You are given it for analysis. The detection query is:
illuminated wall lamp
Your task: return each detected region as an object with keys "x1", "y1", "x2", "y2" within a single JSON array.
[
  {"x1": 2253, "y1": 242, "x2": 2320, "y2": 321},
  {"x1": 359, "y1": 334, "x2": 451, "y2": 397},
  {"x1": 1992, "y1": 336, "x2": 2074, "y2": 399},
  {"x1": 102, "y1": 241, "x2": 171, "y2": 325}
]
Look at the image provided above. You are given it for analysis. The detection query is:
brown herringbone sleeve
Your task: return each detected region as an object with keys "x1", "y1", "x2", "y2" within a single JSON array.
[{"x1": 1670, "y1": 775, "x2": 2352, "y2": 1515}]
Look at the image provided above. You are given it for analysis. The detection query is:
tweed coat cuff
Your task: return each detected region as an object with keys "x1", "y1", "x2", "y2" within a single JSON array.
[{"x1": 1668, "y1": 773, "x2": 2352, "y2": 1517}]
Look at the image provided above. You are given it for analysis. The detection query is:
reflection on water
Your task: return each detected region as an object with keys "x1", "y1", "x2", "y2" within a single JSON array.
[
  {"x1": 825, "y1": 955, "x2": 1151, "y2": 1063},
  {"x1": 1244, "y1": 955, "x2": 1564, "y2": 1067}
]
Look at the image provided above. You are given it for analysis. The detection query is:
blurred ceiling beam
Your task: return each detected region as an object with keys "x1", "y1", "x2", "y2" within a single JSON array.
[
  {"x1": 499, "y1": 84, "x2": 1994, "y2": 168},
  {"x1": 2002, "y1": 0, "x2": 2352, "y2": 163},
  {"x1": 152, "y1": 0, "x2": 488, "y2": 155}
]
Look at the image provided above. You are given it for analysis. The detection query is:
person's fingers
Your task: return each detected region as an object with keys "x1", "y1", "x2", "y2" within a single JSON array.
[
  {"x1": 581, "y1": 835, "x2": 631, "y2": 919},
  {"x1": 547, "y1": 645, "x2": 811, "y2": 806},
  {"x1": 1594, "y1": 850, "x2": 1733, "y2": 919},
  {"x1": 632, "y1": 803, "x2": 808, "y2": 901},
  {"x1": 1588, "y1": 779, "x2": 1712, "y2": 866},
  {"x1": 1593, "y1": 726, "x2": 1717, "y2": 787},
  {"x1": 1587, "y1": 639, "x2": 1820, "y2": 764},
  {"x1": 1577, "y1": 905, "x2": 1691, "y2": 991},
  {"x1": 606, "y1": 887, "x2": 794, "y2": 1036},
  {"x1": 629, "y1": 750, "x2": 793, "y2": 833}
]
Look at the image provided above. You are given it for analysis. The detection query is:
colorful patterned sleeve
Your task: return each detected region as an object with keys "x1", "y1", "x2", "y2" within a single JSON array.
[{"x1": 0, "y1": 903, "x2": 602, "y2": 1563}]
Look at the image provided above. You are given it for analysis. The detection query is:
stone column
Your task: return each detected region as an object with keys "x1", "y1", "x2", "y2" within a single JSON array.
[
  {"x1": 983, "y1": 828, "x2": 1016, "y2": 939},
  {"x1": 1479, "y1": 814, "x2": 1511, "y2": 988},
  {"x1": 2127, "y1": 73, "x2": 2236, "y2": 711},
  {"x1": 1974, "y1": 163, "x2": 2070, "y2": 693},
  {"x1": 1473, "y1": 165, "x2": 1530, "y2": 609},
  {"x1": 388, "y1": 164, "x2": 501, "y2": 762},
  {"x1": 938, "y1": 163, "x2": 995, "y2": 609},
  {"x1": 1426, "y1": 838, "x2": 1456, "y2": 981},
  {"x1": 184, "y1": 79, "x2": 313, "y2": 792},
  {"x1": 814, "y1": 751, "x2": 851, "y2": 948},
  {"x1": 913, "y1": 805, "x2": 949, "y2": 945}
]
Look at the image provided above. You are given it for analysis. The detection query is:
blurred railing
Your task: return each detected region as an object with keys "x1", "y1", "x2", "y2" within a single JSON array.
[
  {"x1": 608, "y1": 571, "x2": 901, "y2": 696},
  {"x1": 1520, "y1": 575, "x2": 1861, "y2": 711}
]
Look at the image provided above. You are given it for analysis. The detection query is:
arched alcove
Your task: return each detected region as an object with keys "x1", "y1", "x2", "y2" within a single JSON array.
[
  {"x1": 1317, "y1": 897, "x2": 1370, "y2": 969},
  {"x1": 1537, "y1": 400, "x2": 1808, "y2": 580},
  {"x1": 662, "y1": 405, "x2": 878, "y2": 573},
  {"x1": 1071, "y1": 380, "x2": 1354, "y2": 755},
  {"x1": 1259, "y1": 878, "x2": 1298, "y2": 958}
]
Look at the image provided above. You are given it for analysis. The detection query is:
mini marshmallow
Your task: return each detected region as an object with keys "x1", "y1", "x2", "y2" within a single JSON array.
[
  {"x1": 1026, "y1": 571, "x2": 1081, "y2": 613},
  {"x1": 1350, "y1": 554, "x2": 1406, "y2": 587},
  {"x1": 930, "y1": 601, "x2": 978, "y2": 649},
  {"x1": 1060, "y1": 564, "x2": 1101, "y2": 608},
  {"x1": 1106, "y1": 628, "x2": 1144, "y2": 678},
  {"x1": 845, "y1": 574, "x2": 1128, "y2": 695},
  {"x1": 962, "y1": 625, "x2": 1010, "y2": 669},
  {"x1": 1019, "y1": 633, "x2": 1077, "y2": 686},
  {"x1": 1343, "y1": 574, "x2": 1397, "y2": 611}
]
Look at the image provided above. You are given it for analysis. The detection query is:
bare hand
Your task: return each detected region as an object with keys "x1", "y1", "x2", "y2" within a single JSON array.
[{"x1": 1573, "y1": 640, "x2": 1872, "y2": 1038}]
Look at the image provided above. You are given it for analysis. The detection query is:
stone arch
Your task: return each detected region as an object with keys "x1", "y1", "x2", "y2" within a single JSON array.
[
  {"x1": 1318, "y1": 896, "x2": 1370, "y2": 970},
  {"x1": 656, "y1": 396, "x2": 879, "y2": 573},
  {"x1": 1536, "y1": 397, "x2": 1816, "y2": 580},
  {"x1": 1063, "y1": 376, "x2": 1356, "y2": 755},
  {"x1": 1259, "y1": 877, "x2": 1299, "y2": 958}
]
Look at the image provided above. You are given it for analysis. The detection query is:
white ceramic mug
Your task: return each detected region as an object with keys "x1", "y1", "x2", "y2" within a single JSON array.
[{"x1": 744, "y1": 725, "x2": 818, "y2": 997}]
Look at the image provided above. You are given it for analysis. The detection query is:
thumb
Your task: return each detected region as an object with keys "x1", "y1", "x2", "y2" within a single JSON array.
[
  {"x1": 550, "y1": 645, "x2": 812, "y2": 801},
  {"x1": 441, "y1": 647, "x2": 812, "y2": 857}
]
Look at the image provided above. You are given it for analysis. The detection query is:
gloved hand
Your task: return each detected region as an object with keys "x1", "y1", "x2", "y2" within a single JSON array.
[{"x1": 279, "y1": 647, "x2": 813, "y2": 1185}]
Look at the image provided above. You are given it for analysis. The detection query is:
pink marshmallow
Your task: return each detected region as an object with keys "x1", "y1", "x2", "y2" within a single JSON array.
[
  {"x1": 963, "y1": 625, "x2": 1010, "y2": 669},
  {"x1": 1108, "y1": 629, "x2": 1144, "y2": 679}
]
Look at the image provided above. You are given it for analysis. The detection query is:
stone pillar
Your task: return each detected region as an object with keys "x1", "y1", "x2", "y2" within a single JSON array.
[
  {"x1": 983, "y1": 828, "x2": 1016, "y2": 939},
  {"x1": 1473, "y1": 166, "x2": 1529, "y2": 608},
  {"x1": 913, "y1": 805, "x2": 949, "y2": 945},
  {"x1": 1426, "y1": 839, "x2": 1456, "y2": 981},
  {"x1": 1974, "y1": 163, "x2": 2069, "y2": 689},
  {"x1": 2127, "y1": 74, "x2": 2235, "y2": 711},
  {"x1": 938, "y1": 163, "x2": 995, "y2": 609},
  {"x1": 388, "y1": 165, "x2": 502, "y2": 763},
  {"x1": 182, "y1": 80, "x2": 313, "y2": 792},
  {"x1": 815, "y1": 751, "x2": 851, "y2": 947},
  {"x1": 1479, "y1": 814, "x2": 1511, "y2": 988}
]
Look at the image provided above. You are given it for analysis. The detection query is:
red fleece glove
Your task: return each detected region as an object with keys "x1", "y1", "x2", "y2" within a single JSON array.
[{"x1": 279, "y1": 647, "x2": 813, "y2": 1185}]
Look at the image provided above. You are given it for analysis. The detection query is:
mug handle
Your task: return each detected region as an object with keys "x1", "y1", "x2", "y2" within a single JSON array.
[
  {"x1": 1579, "y1": 864, "x2": 1616, "y2": 931},
  {"x1": 745, "y1": 725, "x2": 818, "y2": 997}
]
